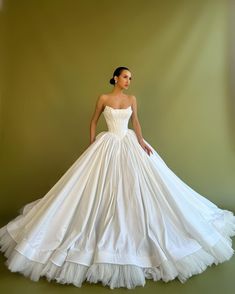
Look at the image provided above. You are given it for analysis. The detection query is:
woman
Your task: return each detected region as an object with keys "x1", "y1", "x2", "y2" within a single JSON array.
[
  {"x1": 0, "y1": 66, "x2": 235, "y2": 289},
  {"x1": 89, "y1": 66, "x2": 152, "y2": 156}
]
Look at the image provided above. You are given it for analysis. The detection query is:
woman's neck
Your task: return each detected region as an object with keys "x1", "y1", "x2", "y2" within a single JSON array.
[{"x1": 110, "y1": 87, "x2": 125, "y2": 97}]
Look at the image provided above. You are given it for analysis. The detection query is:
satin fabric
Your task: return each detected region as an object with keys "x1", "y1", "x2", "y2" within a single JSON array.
[{"x1": 0, "y1": 105, "x2": 235, "y2": 289}]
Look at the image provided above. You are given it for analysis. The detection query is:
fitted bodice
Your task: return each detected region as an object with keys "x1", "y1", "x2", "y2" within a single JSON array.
[{"x1": 103, "y1": 105, "x2": 133, "y2": 138}]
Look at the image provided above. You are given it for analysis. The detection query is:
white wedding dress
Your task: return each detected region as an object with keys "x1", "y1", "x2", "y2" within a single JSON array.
[{"x1": 0, "y1": 105, "x2": 235, "y2": 289}]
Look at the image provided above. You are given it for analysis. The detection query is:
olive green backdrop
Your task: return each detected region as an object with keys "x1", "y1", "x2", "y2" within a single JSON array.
[{"x1": 0, "y1": 1, "x2": 235, "y2": 293}]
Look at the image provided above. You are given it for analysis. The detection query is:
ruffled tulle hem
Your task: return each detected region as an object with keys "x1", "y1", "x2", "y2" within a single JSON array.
[{"x1": 1, "y1": 214, "x2": 235, "y2": 290}]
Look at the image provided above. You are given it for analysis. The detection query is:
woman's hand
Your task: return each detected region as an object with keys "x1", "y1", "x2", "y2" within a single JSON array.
[{"x1": 138, "y1": 139, "x2": 153, "y2": 156}]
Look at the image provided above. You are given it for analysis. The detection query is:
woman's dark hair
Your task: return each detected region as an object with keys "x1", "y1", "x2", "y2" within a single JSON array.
[{"x1": 109, "y1": 66, "x2": 130, "y2": 85}]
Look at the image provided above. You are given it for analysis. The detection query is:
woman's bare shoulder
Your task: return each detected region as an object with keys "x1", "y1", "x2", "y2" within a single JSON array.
[
  {"x1": 128, "y1": 94, "x2": 137, "y2": 104},
  {"x1": 98, "y1": 93, "x2": 111, "y2": 101},
  {"x1": 96, "y1": 93, "x2": 107, "y2": 102},
  {"x1": 129, "y1": 94, "x2": 136, "y2": 99}
]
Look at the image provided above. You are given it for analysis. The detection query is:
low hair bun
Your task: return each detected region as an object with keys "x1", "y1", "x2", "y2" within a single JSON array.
[{"x1": 109, "y1": 78, "x2": 115, "y2": 85}]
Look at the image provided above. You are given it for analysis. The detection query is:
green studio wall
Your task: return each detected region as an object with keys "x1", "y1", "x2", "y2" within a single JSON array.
[{"x1": 0, "y1": 0, "x2": 235, "y2": 222}]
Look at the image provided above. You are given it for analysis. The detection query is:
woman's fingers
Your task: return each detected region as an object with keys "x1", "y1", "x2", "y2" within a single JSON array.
[{"x1": 144, "y1": 144, "x2": 153, "y2": 156}]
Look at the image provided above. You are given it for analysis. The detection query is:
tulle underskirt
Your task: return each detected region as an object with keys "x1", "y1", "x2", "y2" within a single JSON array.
[{"x1": 1, "y1": 210, "x2": 235, "y2": 289}]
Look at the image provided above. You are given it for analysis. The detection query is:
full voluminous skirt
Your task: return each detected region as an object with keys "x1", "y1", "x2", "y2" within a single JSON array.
[{"x1": 1, "y1": 129, "x2": 235, "y2": 289}]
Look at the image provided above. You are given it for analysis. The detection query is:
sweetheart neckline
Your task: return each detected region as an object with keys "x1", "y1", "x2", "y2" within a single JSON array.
[{"x1": 104, "y1": 105, "x2": 132, "y2": 111}]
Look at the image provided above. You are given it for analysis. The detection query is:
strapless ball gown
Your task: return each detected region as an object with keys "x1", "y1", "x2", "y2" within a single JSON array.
[{"x1": 0, "y1": 105, "x2": 235, "y2": 289}]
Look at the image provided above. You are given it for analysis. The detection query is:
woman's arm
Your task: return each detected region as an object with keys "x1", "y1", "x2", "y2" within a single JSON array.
[
  {"x1": 89, "y1": 95, "x2": 105, "y2": 145},
  {"x1": 130, "y1": 95, "x2": 153, "y2": 156}
]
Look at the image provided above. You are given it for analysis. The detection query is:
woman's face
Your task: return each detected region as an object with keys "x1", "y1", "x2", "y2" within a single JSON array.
[{"x1": 115, "y1": 70, "x2": 132, "y2": 89}]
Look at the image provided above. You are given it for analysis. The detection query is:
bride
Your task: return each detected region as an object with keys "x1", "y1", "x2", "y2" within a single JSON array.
[{"x1": 0, "y1": 66, "x2": 235, "y2": 289}]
